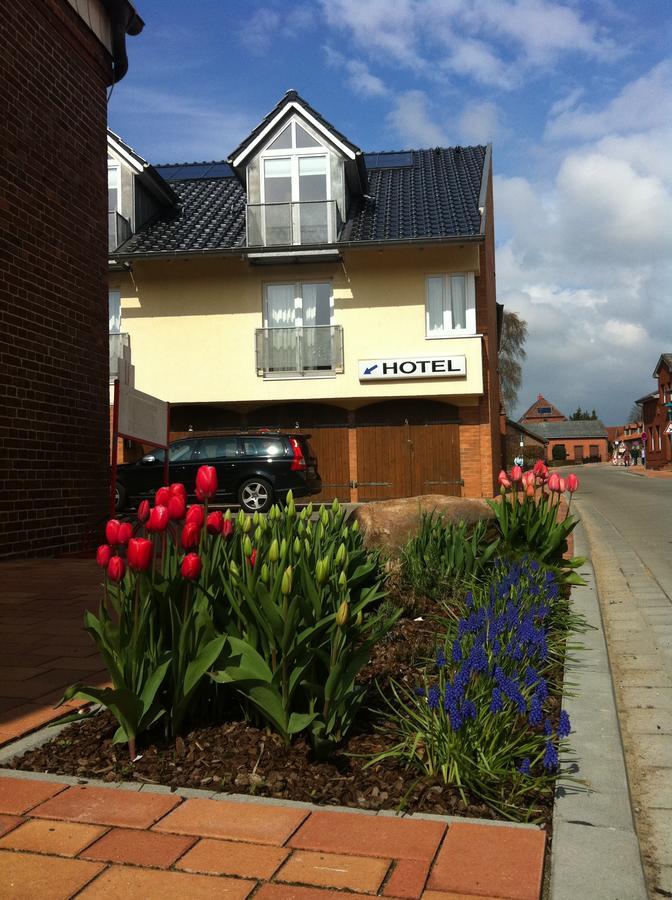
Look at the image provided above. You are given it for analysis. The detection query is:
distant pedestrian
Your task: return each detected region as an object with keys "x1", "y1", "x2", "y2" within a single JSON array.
[
  {"x1": 631, "y1": 445, "x2": 640, "y2": 466},
  {"x1": 514, "y1": 453, "x2": 524, "y2": 468},
  {"x1": 624, "y1": 448, "x2": 632, "y2": 467}
]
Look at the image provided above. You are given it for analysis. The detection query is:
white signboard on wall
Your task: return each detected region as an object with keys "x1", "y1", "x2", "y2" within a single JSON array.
[
  {"x1": 358, "y1": 355, "x2": 467, "y2": 381},
  {"x1": 118, "y1": 384, "x2": 169, "y2": 447}
]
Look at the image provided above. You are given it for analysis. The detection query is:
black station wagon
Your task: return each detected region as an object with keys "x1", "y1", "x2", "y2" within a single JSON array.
[{"x1": 115, "y1": 432, "x2": 321, "y2": 513}]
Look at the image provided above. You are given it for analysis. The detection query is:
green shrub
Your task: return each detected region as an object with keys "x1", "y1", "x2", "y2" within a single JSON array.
[{"x1": 552, "y1": 444, "x2": 567, "y2": 461}]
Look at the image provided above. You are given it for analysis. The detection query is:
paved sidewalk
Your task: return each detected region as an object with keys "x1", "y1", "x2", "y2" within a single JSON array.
[{"x1": 573, "y1": 472, "x2": 672, "y2": 898}]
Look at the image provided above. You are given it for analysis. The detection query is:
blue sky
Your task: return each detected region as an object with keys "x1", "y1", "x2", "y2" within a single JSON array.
[{"x1": 110, "y1": 0, "x2": 672, "y2": 424}]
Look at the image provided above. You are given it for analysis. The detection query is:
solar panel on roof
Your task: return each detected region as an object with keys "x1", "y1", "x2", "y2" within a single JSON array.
[
  {"x1": 154, "y1": 162, "x2": 235, "y2": 181},
  {"x1": 206, "y1": 163, "x2": 235, "y2": 177},
  {"x1": 364, "y1": 151, "x2": 413, "y2": 169}
]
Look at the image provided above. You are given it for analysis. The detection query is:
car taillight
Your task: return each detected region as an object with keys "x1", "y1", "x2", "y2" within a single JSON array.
[{"x1": 289, "y1": 437, "x2": 306, "y2": 471}]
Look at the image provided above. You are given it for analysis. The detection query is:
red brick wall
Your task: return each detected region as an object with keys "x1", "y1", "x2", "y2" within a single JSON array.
[
  {"x1": 643, "y1": 366, "x2": 672, "y2": 468},
  {"x1": 545, "y1": 437, "x2": 608, "y2": 463},
  {"x1": 0, "y1": 0, "x2": 112, "y2": 557}
]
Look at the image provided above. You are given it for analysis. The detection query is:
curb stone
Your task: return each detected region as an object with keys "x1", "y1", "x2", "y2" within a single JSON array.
[{"x1": 550, "y1": 522, "x2": 648, "y2": 900}]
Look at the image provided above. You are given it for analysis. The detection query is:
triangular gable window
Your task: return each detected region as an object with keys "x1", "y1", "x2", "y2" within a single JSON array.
[
  {"x1": 295, "y1": 122, "x2": 320, "y2": 148},
  {"x1": 267, "y1": 124, "x2": 293, "y2": 151}
]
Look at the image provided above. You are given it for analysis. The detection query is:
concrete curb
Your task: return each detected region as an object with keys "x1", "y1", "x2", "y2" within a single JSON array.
[{"x1": 549, "y1": 522, "x2": 648, "y2": 900}]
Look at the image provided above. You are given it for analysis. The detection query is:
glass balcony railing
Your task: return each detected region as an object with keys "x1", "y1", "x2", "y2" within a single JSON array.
[
  {"x1": 108, "y1": 211, "x2": 132, "y2": 252},
  {"x1": 246, "y1": 200, "x2": 340, "y2": 248},
  {"x1": 255, "y1": 326, "x2": 344, "y2": 377}
]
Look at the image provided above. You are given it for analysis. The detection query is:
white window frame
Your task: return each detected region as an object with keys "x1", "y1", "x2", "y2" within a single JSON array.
[
  {"x1": 425, "y1": 272, "x2": 476, "y2": 338},
  {"x1": 107, "y1": 160, "x2": 121, "y2": 213},
  {"x1": 259, "y1": 118, "x2": 332, "y2": 245},
  {"x1": 263, "y1": 280, "x2": 333, "y2": 329}
]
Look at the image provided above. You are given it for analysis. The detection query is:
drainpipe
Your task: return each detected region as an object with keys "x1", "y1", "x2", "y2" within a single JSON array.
[{"x1": 102, "y1": 0, "x2": 144, "y2": 84}]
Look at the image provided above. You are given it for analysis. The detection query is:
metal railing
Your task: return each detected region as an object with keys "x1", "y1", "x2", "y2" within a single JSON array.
[
  {"x1": 255, "y1": 326, "x2": 344, "y2": 377},
  {"x1": 109, "y1": 332, "x2": 130, "y2": 380},
  {"x1": 246, "y1": 200, "x2": 340, "y2": 248},
  {"x1": 108, "y1": 211, "x2": 132, "y2": 252}
]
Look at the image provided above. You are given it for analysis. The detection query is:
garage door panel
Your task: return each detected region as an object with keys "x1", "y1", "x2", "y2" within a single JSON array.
[
  {"x1": 356, "y1": 425, "x2": 411, "y2": 501},
  {"x1": 410, "y1": 423, "x2": 461, "y2": 496},
  {"x1": 307, "y1": 428, "x2": 350, "y2": 502}
]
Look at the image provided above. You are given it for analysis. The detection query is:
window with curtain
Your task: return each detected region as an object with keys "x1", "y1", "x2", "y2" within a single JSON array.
[
  {"x1": 264, "y1": 282, "x2": 332, "y2": 373},
  {"x1": 425, "y1": 273, "x2": 476, "y2": 337}
]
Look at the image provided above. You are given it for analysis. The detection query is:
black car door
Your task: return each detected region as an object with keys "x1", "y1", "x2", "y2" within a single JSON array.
[
  {"x1": 167, "y1": 439, "x2": 201, "y2": 496},
  {"x1": 192, "y1": 436, "x2": 240, "y2": 501}
]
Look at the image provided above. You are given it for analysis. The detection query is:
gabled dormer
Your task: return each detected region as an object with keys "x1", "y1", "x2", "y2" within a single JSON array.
[{"x1": 228, "y1": 91, "x2": 367, "y2": 254}]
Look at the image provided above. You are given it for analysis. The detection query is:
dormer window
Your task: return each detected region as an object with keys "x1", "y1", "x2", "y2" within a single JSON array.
[{"x1": 249, "y1": 117, "x2": 335, "y2": 247}]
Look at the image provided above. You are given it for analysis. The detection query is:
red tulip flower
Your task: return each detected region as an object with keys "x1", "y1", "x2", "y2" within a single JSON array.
[
  {"x1": 525, "y1": 483, "x2": 535, "y2": 498},
  {"x1": 127, "y1": 537, "x2": 153, "y2": 572},
  {"x1": 105, "y1": 519, "x2": 121, "y2": 545},
  {"x1": 206, "y1": 510, "x2": 223, "y2": 535},
  {"x1": 511, "y1": 465, "x2": 523, "y2": 483},
  {"x1": 147, "y1": 504, "x2": 169, "y2": 532},
  {"x1": 169, "y1": 483, "x2": 187, "y2": 502},
  {"x1": 168, "y1": 495, "x2": 186, "y2": 521},
  {"x1": 155, "y1": 486, "x2": 170, "y2": 507},
  {"x1": 137, "y1": 500, "x2": 150, "y2": 523},
  {"x1": 107, "y1": 556, "x2": 126, "y2": 582},
  {"x1": 533, "y1": 460, "x2": 549, "y2": 482},
  {"x1": 521, "y1": 471, "x2": 535, "y2": 489},
  {"x1": 96, "y1": 544, "x2": 112, "y2": 569},
  {"x1": 185, "y1": 505, "x2": 205, "y2": 528},
  {"x1": 181, "y1": 553, "x2": 202, "y2": 581},
  {"x1": 195, "y1": 465, "x2": 217, "y2": 501},
  {"x1": 567, "y1": 473, "x2": 579, "y2": 493},
  {"x1": 222, "y1": 518, "x2": 234, "y2": 541},
  {"x1": 117, "y1": 522, "x2": 133, "y2": 545},
  {"x1": 548, "y1": 473, "x2": 561, "y2": 492},
  {"x1": 181, "y1": 521, "x2": 201, "y2": 550},
  {"x1": 559, "y1": 477, "x2": 567, "y2": 493},
  {"x1": 247, "y1": 548, "x2": 258, "y2": 568},
  {"x1": 497, "y1": 470, "x2": 512, "y2": 490}
]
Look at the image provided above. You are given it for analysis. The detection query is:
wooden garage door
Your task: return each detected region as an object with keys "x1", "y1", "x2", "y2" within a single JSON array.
[
  {"x1": 356, "y1": 422, "x2": 461, "y2": 501},
  {"x1": 306, "y1": 427, "x2": 351, "y2": 502}
]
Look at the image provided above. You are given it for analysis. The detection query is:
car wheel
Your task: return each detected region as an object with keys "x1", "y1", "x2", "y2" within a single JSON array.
[
  {"x1": 239, "y1": 477, "x2": 273, "y2": 513},
  {"x1": 115, "y1": 482, "x2": 127, "y2": 512}
]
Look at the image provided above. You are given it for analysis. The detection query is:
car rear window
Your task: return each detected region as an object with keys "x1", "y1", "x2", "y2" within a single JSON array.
[
  {"x1": 241, "y1": 437, "x2": 286, "y2": 458},
  {"x1": 198, "y1": 437, "x2": 239, "y2": 460}
]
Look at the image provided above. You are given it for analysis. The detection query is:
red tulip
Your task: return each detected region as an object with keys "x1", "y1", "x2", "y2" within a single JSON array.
[
  {"x1": 521, "y1": 471, "x2": 535, "y2": 489},
  {"x1": 105, "y1": 519, "x2": 121, "y2": 545},
  {"x1": 222, "y1": 518, "x2": 234, "y2": 541},
  {"x1": 181, "y1": 553, "x2": 202, "y2": 581},
  {"x1": 169, "y1": 483, "x2": 187, "y2": 502},
  {"x1": 511, "y1": 465, "x2": 523, "y2": 483},
  {"x1": 497, "y1": 470, "x2": 512, "y2": 490},
  {"x1": 137, "y1": 500, "x2": 150, "y2": 523},
  {"x1": 206, "y1": 510, "x2": 223, "y2": 535},
  {"x1": 567, "y1": 473, "x2": 579, "y2": 493},
  {"x1": 96, "y1": 544, "x2": 112, "y2": 568},
  {"x1": 247, "y1": 548, "x2": 258, "y2": 568},
  {"x1": 168, "y1": 495, "x2": 186, "y2": 521},
  {"x1": 127, "y1": 537, "x2": 153, "y2": 572},
  {"x1": 117, "y1": 522, "x2": 133, "y2": 545},
  {"x1": 548, "y1": 473, "x2": 561, "y2": 492},
  {"x1": 181, "y1": 521, "x2": 201, "y2": 550},
  {"x1": 185, "y1": 505, "x2": 205, "y2": 528},
  {"x1": 525, "y1": 483, "x2": 535, "y2": 498},
  {"x1": 107, "y1": 556, "x2": 126, "y2": 582},
  {"x1": 155, "y1": 486, "x2": 170, "y2": 507},
  {"x1": 195, "y1": 465, "x2": 217, "y2": 501},
  {"x1": 533, "y1": 460, "x2": 548, "y2": 482},
  {"x1": 559, "y1": 477, "x2": 567, "y2": 493},
  {"x1": 147, "y1": 505, "x2": 169, "y2": 532}
]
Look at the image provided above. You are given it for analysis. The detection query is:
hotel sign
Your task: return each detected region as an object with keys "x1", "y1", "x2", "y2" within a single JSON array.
[{"x1": 358, "y1": 355, "x2": 467, "y2": 381}]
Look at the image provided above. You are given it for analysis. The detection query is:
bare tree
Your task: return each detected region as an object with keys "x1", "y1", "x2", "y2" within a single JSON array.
[
  {"x1": 499, "y1": 310, "x2": 528, "y2": 411},
  {"x1": 628, "y1": 403, "x2": 642, "y2": 423}
]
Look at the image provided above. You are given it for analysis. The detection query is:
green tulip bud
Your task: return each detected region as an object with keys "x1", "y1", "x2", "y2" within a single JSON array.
[
  {"x1": 269, "y1": 538, "x2": 279, "y2": 562},
  {"x1": 335, "y1": 543, "x2": 347, "y2": 567},
  {"x1": 351, "y1": 520, "x2": 360, "y2": 533},
  {"x1": 241, "y1": 515, "x2": 252, "y2": 533},
  {"x1": 338, "y1": 570, "x2": 347, "y2": 591},
  {"x1": 341, "y1": 525, "x2": 348, "y2": 540},
  {"x1": 236, "y1": 509, "x2": 246, "y2": 528},
  {"x1": 355, "y1": 609, "x2": 363, "y2": 627},
  {"x1": 253, "y1": 511, "x2": 260, "y2": 526},
  {"x1": 281, "y1": 565, "x2": 293, "y2": 595},
  {"x1": 243, "y1": 536, "x2": 252, "y2": 558},
  {"x1": 336, "y1": 599, "x2": 350, "y2": 627},
  {"x1": 331, "y1": 498, "x2": 340, "y2": 515},
  {"x1": 305, "y1": 502, "x2": 313, "y2": 517},
  {"x1": 316, "y1": 558, "x2": 329, "y2": 585},
  {"x1": 260, "y1": 563, "x2": 270, "y2": 584},
  {"x1": 316, "y1": 522, "x2": 324, "y2": 541},
  {"x1": 306, "y1": 522, "x2": 313, "y2": 539},
  {"x1": 297, "y1": 521, "x2": 305, "y2": 536},
  {"x1": 320, "y1": 506, "x2": 329, "y2": 526},
  {"x1": 254, "y1": 525, "x2": 262, "y2": 543},
  {"x1": 300, "y1": 507, "x2": 308, "y2": 521},
  {"x1": 293, "y1": 536, "x2": 301, "y2": 555},
  {"x1": 229, "y1": 560, "x2": 240, "y2": 578},
  {"x1": 280, "y1": 538, "x2": 288, "y2": 557},
  {"x1": 224, "y1": 509, "x2": 232, "y2": 521},
  {"x1": 304, "y1": 538, "x2": 311, "y2": 555}
]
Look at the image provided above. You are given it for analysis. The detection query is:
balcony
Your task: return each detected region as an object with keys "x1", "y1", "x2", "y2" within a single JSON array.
[
  {"x1": 255, "y1": 326, "x2": 344, "y2": 378},
  {"x1": 108, "y1": 211, "x2": 132, "y2": 252},
  {"x1": 247, "y1": 200, "x2": 340, "y2": 248},
  {"x1": 109, "y1": 332, "x2": 130, "y2": 382}
]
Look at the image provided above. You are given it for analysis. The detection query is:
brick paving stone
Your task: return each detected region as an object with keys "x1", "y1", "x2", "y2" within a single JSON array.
[
  {"x1": 427, "y1": 822, "x2": 546, "y2": 900},
  {"x1": 384, "y1": 859, "x2": 432, "y2": 898},
  {"x1": 0, "y1": 849, "x2": 104, "y2": 899},
  {"x1": 80, "y1": 826, "x2": 196, "y2": 867},
  {"x1": 176, "y1": 837, "x2": 289, "y2": 879},
  {"x1": 0, "y1": 776, "x2": 67, "y2": 814},
  {"x1": 422, "y1": 893, "x2": 506, "y2": 899},
  {"x1": 0, "y1": 819, "x2": 106, "y2": 857},
  {"x1": 0, "y1": 814, "x2": 24, "y2": 837},
  {"x1": 277, "y1": 849, "x2": 391, "y2": 893},
  {"x1": 289, "y1": 810, "x2": 446, "y2": 861},
  {"x1": 154, "y1": 797, "x2": 308, "y2": 845},
  {"x1": 0, "y1": 702, "x2": 68, "y2": 739},
  {"x1": 78, "y1": 864, "x2": 256, "y2": 898},
  {"x1": 256, "y1": 886, "x2": 372, "y2": 899},
  {"x1": 31, "y1": 785, "x2": 181, "y2": 829}
]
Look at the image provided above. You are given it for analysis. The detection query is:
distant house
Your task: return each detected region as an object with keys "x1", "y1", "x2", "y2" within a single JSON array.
[
  {"x1": 504, "y1": 419, "x2": 547, "y2": 467},
  {"x1": 519, "y1": 394, "x2": 567, "y2": 425},
  {"x1": 523, "y1": 420, "x2": 608, "y2": 463},
  {"x1": 637, "y1": 354, "x2": 672, "y2": 470}
]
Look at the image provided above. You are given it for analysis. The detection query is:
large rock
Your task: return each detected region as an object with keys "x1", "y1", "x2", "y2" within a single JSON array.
[{"x1": 352, "y1": 494, "x2": 495, "y2": 555}]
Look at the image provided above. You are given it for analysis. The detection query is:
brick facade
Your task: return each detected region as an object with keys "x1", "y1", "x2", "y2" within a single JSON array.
[
  {"x1": 0, "y1": 0, "x2": 112, "y2": 557},
  {"x1": 642, "y1": 359, "x2": 672, "y2": 469}
]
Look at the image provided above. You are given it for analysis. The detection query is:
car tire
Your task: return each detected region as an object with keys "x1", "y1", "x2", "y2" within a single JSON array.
[
  {"x1": 115, "y1": 482, "x2": 127, "y2": 512},
  {"x1": 239, "y1": 477, "x2": 273, "y2": 513}
]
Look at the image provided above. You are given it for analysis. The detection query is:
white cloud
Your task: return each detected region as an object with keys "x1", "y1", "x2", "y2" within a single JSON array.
[
  {"x1": 457, "y1": 100, "x2": 504, "y2": 144},
  {"x1": 603, "y1": 319, "x2": 648, "y2": 347},
  {"x1": 325, "y1": 50, "x2": 389, "y2": 98},
  {"x1": 387, "y1": 90, "x2": 449, "y2": 146},
  {"x1": 238, "y1": 5, "x2": 315, "y2": 54}
]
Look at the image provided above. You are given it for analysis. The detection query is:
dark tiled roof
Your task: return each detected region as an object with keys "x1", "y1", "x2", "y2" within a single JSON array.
[
  {"x1": 525, "y1": 421, "x2": 608, "y2": 440},
  {"x1": 115, "y1": 145, "x2": 487, "y2": 257}
]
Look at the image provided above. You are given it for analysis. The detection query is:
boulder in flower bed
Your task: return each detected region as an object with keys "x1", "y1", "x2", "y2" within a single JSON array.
[{"x1": 352, "y1": 494, "x2": 494, "y2": 555}]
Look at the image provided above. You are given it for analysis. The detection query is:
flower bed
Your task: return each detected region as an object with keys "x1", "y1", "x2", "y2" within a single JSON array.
[{"x1": 10, "y1": 461, "x2": 585, "y2": 824}]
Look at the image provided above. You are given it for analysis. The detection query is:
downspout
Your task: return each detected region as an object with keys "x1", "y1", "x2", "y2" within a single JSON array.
[{"x1": 102, "y1": 0, "x2": 144, "y2": 84}]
